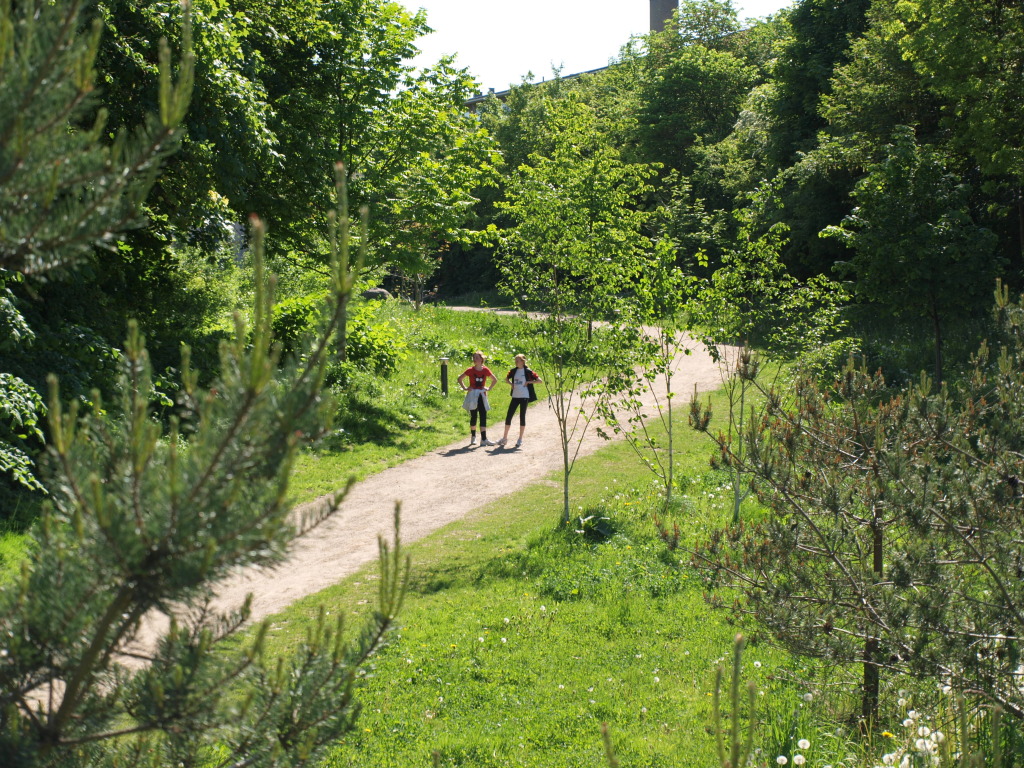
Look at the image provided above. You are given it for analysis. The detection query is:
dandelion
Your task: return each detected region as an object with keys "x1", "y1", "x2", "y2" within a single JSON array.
[
  {"x1": 558, "y1": 684, "x2": 564, "y2": 689},
  {"x1": 504, "y1": 617, "x2": 510, "y2": 624},
  {"x1": 802, "y1": 693, "x2": 813, "y2": 702},
  {"x1": 478, "y1": 637, "x2": 484, "y2": 643},
  {"x1": 917, "y1": 726, "x2": 931, "y2": 738},
  {"x1": 907, "y1": 710, "x2": 919, "y2": 720},
  {"x1": 882, "y1": 753, "x2": 896, "y2": 765},
  {"x1": 754, "y1": 661, "x2": 762, "y2": 667},
  {"x1": 540, "y1": 605, "x2": 547, "y2": 612},
  {"x1": 882, "y1": 731, "x2": 895, "y2": 739},
  {"x1": 798, "y1": 739, "x2": 810, "y2": 749},
  {"x1": 776, "y1": 757, "x2": 788, "y2": 766},
  {"x1": 501, "y1": 638, "x2": 507, "y2": 643},
  {"x1": 903, "y1": 719, "x2": 914, "y2": 728},
  {"x1": 897, "y1": 698, "x2": 907, "y2": 707},
  {"x1": 932, "y1": 731, "x2": 945, "y2": 744},
  {"x1": 653, "y1": 676, "x2": 660, "y2": 683},
  {"x1": 915, "y1": 739, "x2": 929, "y2": 752},
  {"x1": 794, "y1": 755, "x2": 806, "y2": 766}
]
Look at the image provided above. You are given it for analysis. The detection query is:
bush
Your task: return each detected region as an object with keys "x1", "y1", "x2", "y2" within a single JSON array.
[
  {"x1": 272, "y1": 290, "x2": 328, "y2": 357},
  {"x1": 345, "y1": 303, "x2": 407, "y2": 376}
]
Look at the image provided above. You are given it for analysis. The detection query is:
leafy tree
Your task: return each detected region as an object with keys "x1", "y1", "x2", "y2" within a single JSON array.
[
  {"x1": 766, "y1": 0, "x2": 872, "y2": 168},
  {"x1": 0, "y1": 0, "x2": 192, "y2": 278},
  {"x1": 666, "y1": 0, "x2": 742, "y2": 51},
  {"x1": 895, "y1": 0, "x2": 1024, "y2": 186},
  {"x1": 366, "y1": 70, "x2": 497, "y2": 306},
  {"x1": 690, "y1": 183, "x2": 849, "y2": 524},
  {"x1": 0, "y1": 0, "x2": 193, "y2": 501},
  {"x1": 638, "y1": 43, "x2": 755, "y2": 178},
  {"x1": 496, "y1": 101, "x2": 656, "y2": 524},
  {"x1": 824, "y1": 126, "x2": 1000, "y2": 382},
  {"x1": 820, "y1": 0, "x2": 943, "y2": 152},
  {"x1": 598, "y1": 239, "x2": 698, "y2": 507},
  {"x1": 239, "y1": 0, "x2": 493, "y2": 281},
  {"x1": 893, "y1": 0, "x2": 1024, "y2": 261}
]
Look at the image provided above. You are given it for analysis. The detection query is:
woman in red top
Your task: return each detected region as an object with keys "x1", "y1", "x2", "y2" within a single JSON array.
[{"x1": 457, "y1": 351, "x2": 498, "y2": 446}]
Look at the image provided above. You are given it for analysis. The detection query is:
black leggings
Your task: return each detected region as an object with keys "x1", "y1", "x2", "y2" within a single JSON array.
[
  {"x1": 469, "y1": 402, "x2": 487, "y2": 429},
  {"x1": 505, "y1": 398, "x2": 529, "y2": 427}
]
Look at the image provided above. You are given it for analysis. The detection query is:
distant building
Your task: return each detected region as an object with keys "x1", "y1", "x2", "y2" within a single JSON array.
[{"x1": 465, "y1": 0, "x2": 675, "y2": 110}]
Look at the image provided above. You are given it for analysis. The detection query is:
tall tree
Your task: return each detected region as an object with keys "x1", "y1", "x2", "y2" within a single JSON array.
[
  {"x1": 894, "y1": 0, "x2": 1024, "y2": 261},
  {"x1": 824, "y1": 126, "x2": 1000, "y2": 382},
  {"x1": 766, "y1": 0, "x2": 872, "y2": 168}
]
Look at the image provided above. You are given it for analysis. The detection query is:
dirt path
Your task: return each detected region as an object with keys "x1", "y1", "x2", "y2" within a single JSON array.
[{"x1": 203, "y1": 322, "x2": 724, "y2": 625}]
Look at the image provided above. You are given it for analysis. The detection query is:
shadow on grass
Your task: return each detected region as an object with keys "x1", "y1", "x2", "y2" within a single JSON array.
[{"x1": 316, "y1": 397, "x2": 421, "y2": 450}]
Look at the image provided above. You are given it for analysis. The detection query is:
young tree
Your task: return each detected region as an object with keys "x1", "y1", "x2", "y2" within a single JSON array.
[
  {"x1": 690, "y1": 184, "x2": 849, "y2": 524},
  {"x1": 496, "y1": 99, "x2": 656, "y2": 525},
  {"x1": 692, "y1": 285, "x2": 1024, "y2": 724},
  {"x1": 0, "y1": 207, "x2": 408, "y2": 767},
  {"x1": 598, "y1": 238, "x2": 698, "y2": 506}
]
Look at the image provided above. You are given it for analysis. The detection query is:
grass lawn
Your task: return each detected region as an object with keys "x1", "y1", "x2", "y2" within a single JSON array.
[{"x1": 260, "y1": 386, "x2": 801, "y2": 768}]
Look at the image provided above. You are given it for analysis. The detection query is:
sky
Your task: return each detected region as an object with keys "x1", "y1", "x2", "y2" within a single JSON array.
[{"x1": 401, "y1": 0, "x2": 795, "y2": 93}]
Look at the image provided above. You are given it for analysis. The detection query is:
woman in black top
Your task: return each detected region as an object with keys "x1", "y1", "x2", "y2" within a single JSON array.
[{"x1": 498, "y1": 354, "x2": 541, "y2": 449}]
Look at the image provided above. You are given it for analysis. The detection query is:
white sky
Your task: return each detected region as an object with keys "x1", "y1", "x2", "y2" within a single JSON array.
[{"x1": 402, "y1": 0, "x2": 795, "y2": 92}]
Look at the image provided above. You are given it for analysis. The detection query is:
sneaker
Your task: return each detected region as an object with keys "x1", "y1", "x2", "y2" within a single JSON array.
[
  {"x1": 514, "y1": 439, "x2": 523, "y2": 449},
  {"x1": 497, "y1": 437, "x2": 507, "y2": 446},
  {"x1": 481, "y1": 438, "x2": 496, "y2": 446},
  {"x1": 470, "y1": 435, "x2": 478, "y2": 446}
]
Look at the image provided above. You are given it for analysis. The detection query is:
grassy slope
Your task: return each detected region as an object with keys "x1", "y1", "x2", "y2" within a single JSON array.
[{"x1": 262, "y1": 386, "x2": 792, "y2": 768}]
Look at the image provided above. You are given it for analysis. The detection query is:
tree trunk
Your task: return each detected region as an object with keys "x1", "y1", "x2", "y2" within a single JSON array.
[
  {"x1": 862, "y1": 636, "x2": 880, "y2": 728},
  {"x1": 862, "y1": 505, "x2": 884, "y2": 728},
  {"x1": 666, "y1": 363, "x2": 674, "y2": 504}
]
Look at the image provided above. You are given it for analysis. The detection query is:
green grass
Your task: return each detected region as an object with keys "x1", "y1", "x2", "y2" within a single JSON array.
[{"x1": 259, "y1": 386, "x2": 799, "y2": 768}]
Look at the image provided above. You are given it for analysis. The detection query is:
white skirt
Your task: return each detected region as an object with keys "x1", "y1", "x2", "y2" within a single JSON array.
[{"x1": 462, "y1": 389, "x2": 491, "y2": 412}]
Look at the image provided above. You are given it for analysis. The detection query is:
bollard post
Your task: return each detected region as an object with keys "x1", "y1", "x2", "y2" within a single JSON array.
[{"x1": 440, "y1": 357, "x2": 449, "y2": 396}]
